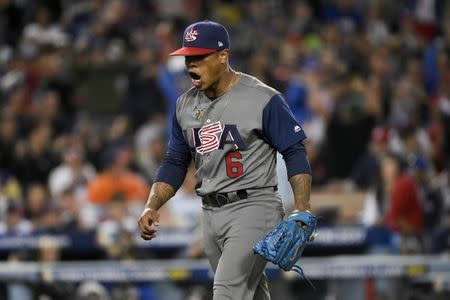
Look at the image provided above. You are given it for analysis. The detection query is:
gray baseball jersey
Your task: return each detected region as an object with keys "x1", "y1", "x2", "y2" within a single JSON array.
[{"x1": 172, "y1": 73, "x2": 306, "y2": 196}]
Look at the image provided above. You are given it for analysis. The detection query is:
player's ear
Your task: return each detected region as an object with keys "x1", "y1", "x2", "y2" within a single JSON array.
[{"x1": 219, "y1": 50, "x2": 228, "y2": 64}]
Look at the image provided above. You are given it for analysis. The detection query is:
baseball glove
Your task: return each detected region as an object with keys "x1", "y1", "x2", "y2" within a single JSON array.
[{"x1": 253, "y1": 210, "x2": 317, "y2": 276}]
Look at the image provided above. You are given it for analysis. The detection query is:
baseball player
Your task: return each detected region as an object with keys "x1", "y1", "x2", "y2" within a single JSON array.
[{"x1": 138, "y1": 21, "x2": 312, "y2": 300}]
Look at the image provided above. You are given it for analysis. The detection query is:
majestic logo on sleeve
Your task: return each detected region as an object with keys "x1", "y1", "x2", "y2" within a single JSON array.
[
  {"x1": 185, "y1": 29, "x2": 198, "y2": 42},
  {"x1": 191, "y1": 122, "x2": 247, "y2": 154}
]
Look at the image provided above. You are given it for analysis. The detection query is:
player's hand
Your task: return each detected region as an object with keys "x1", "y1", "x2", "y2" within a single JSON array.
[{"x1": 138, "y1": 208, "x2": 160, "y2": 240}]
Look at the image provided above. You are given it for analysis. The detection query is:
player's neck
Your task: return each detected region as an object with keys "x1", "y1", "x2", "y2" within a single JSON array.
[{"x1": 205, "y1": 68, "x2": 239, "y2": 99}]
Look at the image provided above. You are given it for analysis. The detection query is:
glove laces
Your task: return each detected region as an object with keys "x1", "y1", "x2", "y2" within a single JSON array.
[{"x1": 291, "y1": 265, "x2": 316, "y2": 291}]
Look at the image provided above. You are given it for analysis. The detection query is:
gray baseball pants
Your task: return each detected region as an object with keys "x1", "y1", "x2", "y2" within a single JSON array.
[{"x1": 202, "y1": 189, "x2": 284, "y2": 300}]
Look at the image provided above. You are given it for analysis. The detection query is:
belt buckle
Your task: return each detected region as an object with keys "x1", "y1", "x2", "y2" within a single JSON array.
[{"x1": 216, "y1": 193, "x2": 229, "y2": 207}]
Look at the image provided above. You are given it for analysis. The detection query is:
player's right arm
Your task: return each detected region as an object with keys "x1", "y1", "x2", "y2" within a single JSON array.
[
  {"x1": 138, "y1": 182, "x2": 175, "y2": 240},
  {"x1": 138, "y1": 112, "x2": 192, "y2": 240}
]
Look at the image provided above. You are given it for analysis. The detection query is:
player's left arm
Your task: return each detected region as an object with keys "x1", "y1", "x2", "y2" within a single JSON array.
[
  {"x1": 283, "y1": 144, "x2": 312, "y2": 212},
  {"x1": 256, "y1": 94, "x2": 315, "y2": 273},
  {"x1": 262, "y1": 94, "x2": 312, "y2": 212},
  {"x1": 289, "y1": 174, "x2": 311, "y2": 211}
]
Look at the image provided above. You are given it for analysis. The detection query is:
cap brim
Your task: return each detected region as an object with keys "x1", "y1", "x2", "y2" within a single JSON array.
[{"x1": 169, "y1": 47, "x2": 218, "y2": 56}]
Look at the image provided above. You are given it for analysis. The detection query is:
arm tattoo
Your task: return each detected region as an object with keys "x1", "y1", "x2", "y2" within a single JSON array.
[
  {"x1": 145, "y1": 182, "x2": 176, "y2": 211},
  {"x1": 289, "y1": 173, "x2": 312, "y2": 211}
]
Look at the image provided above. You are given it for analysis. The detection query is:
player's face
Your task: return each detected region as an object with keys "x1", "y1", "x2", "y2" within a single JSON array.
[{"x1": 185, "y1": 51, "x2": 227, "y2": 93}]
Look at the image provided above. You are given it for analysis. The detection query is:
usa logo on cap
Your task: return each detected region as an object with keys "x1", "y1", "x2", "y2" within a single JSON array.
[{"x1": 185, "y1": 29, "x2": 198, "y2": 42}]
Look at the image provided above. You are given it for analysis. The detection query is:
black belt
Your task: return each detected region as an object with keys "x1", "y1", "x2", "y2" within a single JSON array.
[
  {"x1": 202, "y1": 189, "x2": 248, "y2": 207},
  {"x1": 201, "y1": 186, "x2": 278, "y2": 208}
]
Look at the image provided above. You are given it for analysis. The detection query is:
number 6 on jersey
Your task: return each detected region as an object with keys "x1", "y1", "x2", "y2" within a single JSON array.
[{"x1": 225, "y1": 151, "x2": 243, "y2": 178}]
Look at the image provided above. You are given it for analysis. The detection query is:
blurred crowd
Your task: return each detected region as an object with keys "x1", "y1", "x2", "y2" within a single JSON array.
[{"x1": 1, "y1": 0, "x2": 450, "y2": 298}]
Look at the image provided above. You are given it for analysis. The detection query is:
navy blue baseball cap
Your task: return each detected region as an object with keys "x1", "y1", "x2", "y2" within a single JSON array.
[{"x1": 169, "y1": 21, "x2": 230, "y2": 56}]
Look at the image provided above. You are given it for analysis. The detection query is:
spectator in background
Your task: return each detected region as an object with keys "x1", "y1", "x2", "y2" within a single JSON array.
[
  {"x1": 37, "y1": 235, "x2": 61, "y2": 262},
  {"x1": 0, "y1": 0, "x2": 25, "y2": 47},
  {"x1": 22, "y1": 6, "x2": 67, "y2": 48},
  {"x1": 87, "y1": 143, "x2": 149, "y2": 219},
  {"x1": 30, "y1": 89, "x2": 69, "y2": 136},
  {"x1": 433, "y1": 163, "x2": 450, "y2": 254},
  {"x1": 48, "y1": 144, "x2": 96, "y2": 200},
  {"x1": 433, "y1": 54, "x2": 450, "y2": 164},
  {"x1": 427, "y1": 86, "x2": 448, "y2": 172},
  {"x1": 54, "y1": 188, "x2": 84, "y2": 231},
  {"x1": 433, "y1": 162, "x2": 450, "y2": 217},
  {"x1": 71, "y1": 0, "x2": 130, "y2": 117},
  {"x1": 97, "y1": 195, "x2": 136, "y2": 260},
  {"x1": 0, "y1": 201, "x2": 32, "y2": 235},
  {"x1": 423, "y1": 17, "x2": 450, "y2": 95},
  {"x1": 0, "y1": 170, "x2": 22, "y2": 209},
  {"x1": 352, "y1": 126, "x2": 390, "y2": 191},
  {"x1": 324, "y1": 74, "x2": 377, "y2": 180},
  {"x1": 14, "y1": 124, "x2": 58, "y2": 187},
  {"x1": 110, "y1": 283, "x2": 139, "y2": 300},
  {"x1": 288, "y1": 0, "x2": 318, "y2": 37},
  {"x1": 286, "y1": 59, "x2": 331, "y2": 146},
  {"x1": 134, "y1": 113, "x2": 167, "y2": 182},
  {"x1": 123, "y1": 43, "x2": 167, "y2": 131},
  {"x1": 0, "y1": 70, "x2": 27, "y2": 116},
  {"x1": 389, "y1": 124, "x2": 432, "y2": 164},
  {"x1": 38, "y1": 202, "x2": 66, "y2": 233},
  {"x1": 0, "y1": 170, "x2": 22, "y2": 226},
  {"x1": 412, "y1": 0, "x2": 441, "y2": 43},
  {"x1": 383, "y1": 153, "x2": 424, "y2": 253},
  {"x1": 166, "y1": 164, "x2": 202, "y2": 230},
  {"x1": 76, "y1": 281, "x2": 111, "y2": 300},
  {"x1": 23, "y1": 183, "x2": 50, "y2": 231},
  {"x1": 322, "y1": 0, "x2": 364, "y2": 31},
  {"x1": 366, "y1": 46, "x2": 394, "y2": 122},
  {"x1": 396, "y1": 11, "x2": 425, "y2": 60},
  {"x1": 389, "y1": 76, "x2": 426, "y2": 130},
  {"x1": 433, "y1": 208, "x2": 450, "y2": 255},
  {"x1": 0, "y1": 111, "x2": 20, "y2": 173},
  {"x1": 71, "y1": 116, "x2": 105, "y2": 170},
  {"x1": 157, "y1": 54, "x2": 189, "y2": 135},
  {"x1": 411, "y1": 154, "x2": 443, "y2": 252},
  {"x1": 105, "y1": 115, "x2": 132, "y2": 146},
  {"x1": 6, "y1": 250, "x2": 34, "y2": 300},
  {"x1": 33, "y1": 236, "x2": 76, "y2": 300},
  {"x1": 365, "y1": 1, "x2": 390, "y2": 48},
  {"x1": 21, "y1": 47, "x2": 68, "y2": 115}
]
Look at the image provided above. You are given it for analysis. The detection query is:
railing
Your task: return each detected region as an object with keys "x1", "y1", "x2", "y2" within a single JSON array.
[
  {"x1": 0, "y1": 226, "x2": 368, "y2": 251},
  {"x1": 1, "y1": 255, "x2": 449, "y2": 283}
]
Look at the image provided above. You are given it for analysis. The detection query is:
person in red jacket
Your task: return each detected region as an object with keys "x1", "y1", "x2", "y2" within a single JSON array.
[
  {"x1": 383, "y1": 153, "x2": 423, "y2": 234},
  {"x1": 382, "y1": 153, "x2": 424, "y2": 253}
]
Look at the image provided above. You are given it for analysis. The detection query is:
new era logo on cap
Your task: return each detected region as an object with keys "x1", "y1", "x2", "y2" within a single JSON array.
[{"x1": 170, "y1": 21, "x2": 230, "y2": 56}]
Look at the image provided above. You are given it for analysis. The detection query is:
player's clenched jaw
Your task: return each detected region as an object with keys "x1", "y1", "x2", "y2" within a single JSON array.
[{"x1": 185, "y1": 50, "x2": 229, "y2": 98}]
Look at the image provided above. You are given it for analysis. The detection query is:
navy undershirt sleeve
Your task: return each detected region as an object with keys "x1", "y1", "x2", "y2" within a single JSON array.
[
  {"x1": 263, "y1": 94, "x2": 310, "y2": 178},
  {"x1": 262, "y1": 94, "x2": 307, "y2": 153},
  {"x1": 281, "y1": 142, "x2": 312, "y2": 178},
  {"x1": 154, "y1": 112, "x2": 192, "y2": 191}
]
